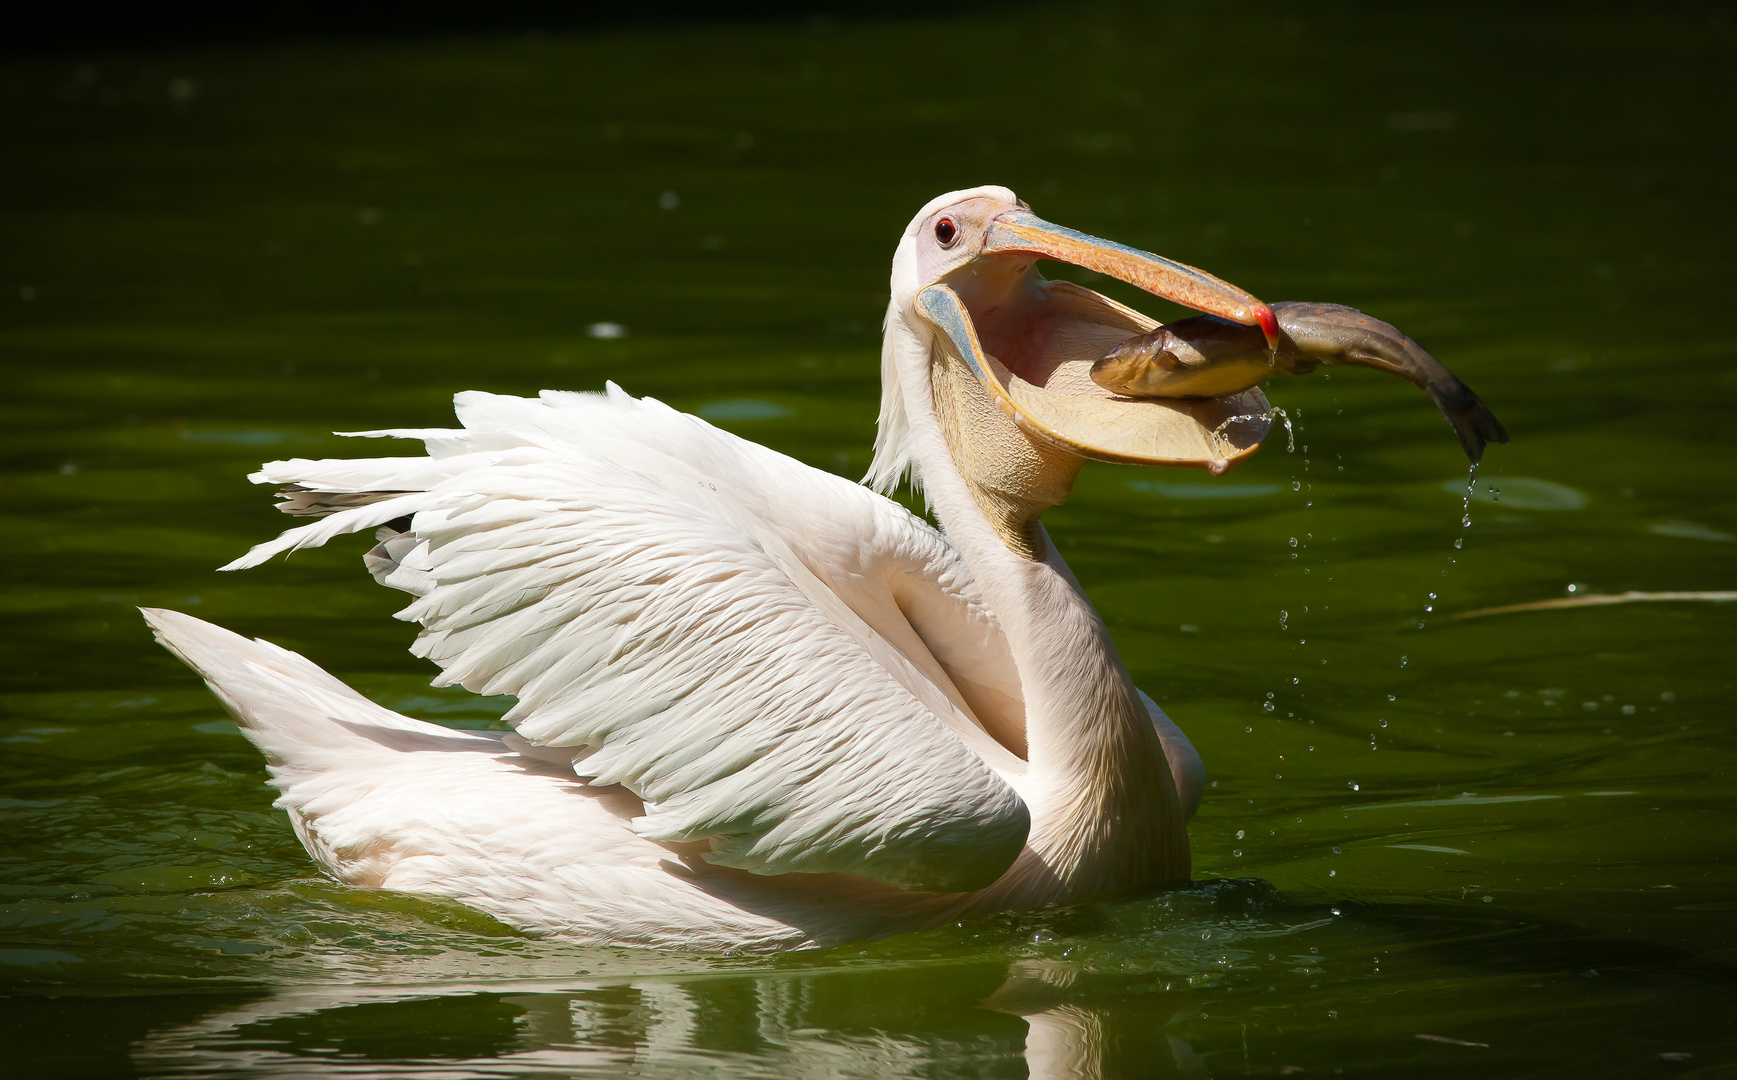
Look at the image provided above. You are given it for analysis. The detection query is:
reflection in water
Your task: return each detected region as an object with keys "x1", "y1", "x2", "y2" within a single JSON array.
[
  {"x1": 987, "y1": 960, "x2": 1207, "y2": 1080},
  {"x1": 132, "y1": 961, "x2": 1205, "y2": 1078}
]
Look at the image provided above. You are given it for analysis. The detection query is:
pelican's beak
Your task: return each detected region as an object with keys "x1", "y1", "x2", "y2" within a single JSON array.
[
  {"x1": 982, "y1": 210, "x2": 1281, "y2": 348},
  {"x1": 914, "y1": 210, "x2": 1275, "y2": 473}
]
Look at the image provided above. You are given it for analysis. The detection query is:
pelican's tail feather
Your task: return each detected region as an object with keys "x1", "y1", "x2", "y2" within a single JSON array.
[
  {"x1": 138, "y1": 607, "x2": 510, "y2": 885},
  {"x1": 140, "y1": 607, "x2": 458, "y2": 763}
]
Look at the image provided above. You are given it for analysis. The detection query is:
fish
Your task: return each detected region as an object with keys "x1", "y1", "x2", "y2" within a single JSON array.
[{"x1": 1091, "y1": 301, "x2": 1509, "y2": 463}]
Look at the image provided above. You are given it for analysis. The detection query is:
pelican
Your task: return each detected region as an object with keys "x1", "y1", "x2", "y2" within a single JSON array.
[{"x1": 146, "y1": 185, "x2": 1316, "y2": 951}]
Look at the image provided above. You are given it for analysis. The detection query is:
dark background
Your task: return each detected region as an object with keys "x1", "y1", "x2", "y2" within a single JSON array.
[
  {"x1": 14, "y1": 0, "x2": 976, "y2": 53},
  {"x1": 14, "y1": 0, "x2": 1728, "y2": 53}
]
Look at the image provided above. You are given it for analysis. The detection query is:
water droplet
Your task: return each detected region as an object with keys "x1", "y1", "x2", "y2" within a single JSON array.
[
  {"x1": 1454, "y1": 537, "x2": 1463, "y2": 549},
  {"x1": 1330, "y1": 908, "x2": 1341, "y2": 916},
  {"x1": 1266, "y1": 691, "x2": 1275, "y2": 699},
  {"x1": 1379, "y1": 718, "x2": 1388, "y2": 728},
  {"x1": 1292, "y1": 677, "x2": 1300, "y2": 685},
  {"x1": 1332, "y1": 845, "x2": 1342, "y2": 854},
  {"x1": 1348, "y1": 782, "x2": 1360, "y2": 791},
  {"x1": 1236, "y1": 829, "x2": 1245, "y2": 839},
  {"x1": 1388, "y1": 693, "x2": 1396, "y2": 701},
  {"x1": 1462, "y1": 514, "x2": 1472, "y2": 528},
  {"x1": 1289, "y1": 537, "x2": 1299, "y2": 547},
  {"x1": 1328, "y1": 869, "x2": 1336, "y2": 876},
  {"x1": 1292, "y1": 480, "x2": 1301, "y2": 491},
  {"x1": 1400, "y1": 656, "x2": 1408, "y2": 668},
  {"x1": 1428, "y1": 593, "x2": 1437, "y2": 601},
  {"x1": 1482, "y1": 894, "x2": 1494, "y2": 903}
]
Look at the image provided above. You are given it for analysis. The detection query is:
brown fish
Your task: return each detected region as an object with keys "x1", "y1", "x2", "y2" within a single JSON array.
[{"x1": 1091, "y1": 301, "x2": 1508, "y2": 463}]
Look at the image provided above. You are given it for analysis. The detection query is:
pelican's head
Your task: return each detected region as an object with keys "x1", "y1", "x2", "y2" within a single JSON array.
[{"x1": 869, "y1": 186, "x2": 1275, "y2": 554}]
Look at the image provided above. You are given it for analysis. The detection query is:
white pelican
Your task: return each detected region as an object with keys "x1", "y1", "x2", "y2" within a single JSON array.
[{"x1": 146, "y1": 185, "x2": 1295, "y2": 951}]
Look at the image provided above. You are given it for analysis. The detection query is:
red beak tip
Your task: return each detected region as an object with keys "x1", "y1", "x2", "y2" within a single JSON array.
[{"x1": 1255, "y1": 305, "x2": 1281, "y2": 350}]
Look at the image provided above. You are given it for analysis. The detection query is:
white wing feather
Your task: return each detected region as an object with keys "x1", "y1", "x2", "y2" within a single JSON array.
[{"x1": 222, "y1": 385, "x2": 1031, "y2": 893}]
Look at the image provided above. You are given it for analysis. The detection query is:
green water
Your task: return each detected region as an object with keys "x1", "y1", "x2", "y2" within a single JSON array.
[{"x1": 4, "y1": 5, "x2": 1735, "y2": 1076}]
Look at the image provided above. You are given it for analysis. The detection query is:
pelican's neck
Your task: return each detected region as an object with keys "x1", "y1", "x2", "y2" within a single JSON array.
[{"x1": 886, "y1": 312, "x2": 1190, "y2": 903}]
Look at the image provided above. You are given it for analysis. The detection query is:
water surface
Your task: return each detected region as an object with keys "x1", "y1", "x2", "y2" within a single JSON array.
[{"x1": 3, "y1": 6, "x2": 1735, "y2": 1076}]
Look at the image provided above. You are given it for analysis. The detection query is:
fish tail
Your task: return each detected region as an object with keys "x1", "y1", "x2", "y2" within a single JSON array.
[{"x1": 1432, "y1": 376, "x2": 1509, "y2": 464}]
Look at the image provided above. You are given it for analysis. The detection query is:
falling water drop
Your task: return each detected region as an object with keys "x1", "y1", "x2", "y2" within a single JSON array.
[{"x1": 1459, "y1": 463, "x2": 1478, "y2": 530}]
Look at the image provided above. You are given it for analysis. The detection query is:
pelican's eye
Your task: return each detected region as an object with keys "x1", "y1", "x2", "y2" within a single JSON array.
[{"x1": 934, "y1": 217, "x2": 958, "y2": 247}]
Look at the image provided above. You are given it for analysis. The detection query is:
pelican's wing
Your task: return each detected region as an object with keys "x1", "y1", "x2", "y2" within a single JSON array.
[{"x1": 222, "y1": 386, "x2": 1029, "y2": 893}]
